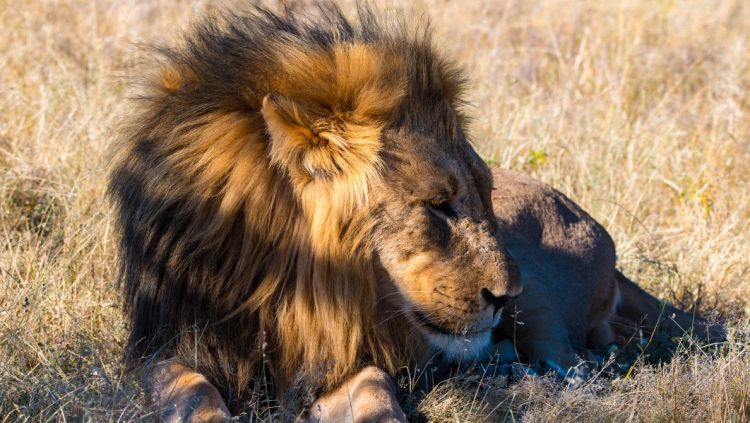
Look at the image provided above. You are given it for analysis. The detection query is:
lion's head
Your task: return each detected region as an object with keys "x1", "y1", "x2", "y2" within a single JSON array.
[{"x1": 109, "y1": 3, "x2": 521, "y2": 408}]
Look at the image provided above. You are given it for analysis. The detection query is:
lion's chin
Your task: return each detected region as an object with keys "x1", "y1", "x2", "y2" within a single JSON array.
[
  {"x1": 413, "y1": 310, "x2": 502, "y2": 362},
  {"x1": 425, "y1": 329, "x2": 495, "y2": 361}
]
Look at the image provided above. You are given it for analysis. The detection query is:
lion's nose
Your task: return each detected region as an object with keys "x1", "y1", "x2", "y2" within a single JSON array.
[{"x1": 480, "y1": 287, "x2": 515, "y2": 310}]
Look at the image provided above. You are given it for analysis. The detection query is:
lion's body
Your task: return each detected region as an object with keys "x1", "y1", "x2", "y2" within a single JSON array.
[
  {"x1": 492, "y1": 168, "x2": 618, "y2": 371},
  {"x1": 491, "y1": 169, "x2": 720, "y2": 376},
  {"x1": 109, "y1": 3, "x2": 521, "y2": 414},
  {"x1": 109, "y1": 6, "x2": 413, "y2": 406}
]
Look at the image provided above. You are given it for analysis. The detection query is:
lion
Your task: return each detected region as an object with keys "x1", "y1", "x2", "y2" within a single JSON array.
[
  {"x1": 109, "y1": 3, "x2": 520, "y2": 420},
  {"x1": 108, "y1": 3, "x2": 721, "y2": 421},
  {"x1": 490, "y1": 168, "x2": 723, "y2": 384}
]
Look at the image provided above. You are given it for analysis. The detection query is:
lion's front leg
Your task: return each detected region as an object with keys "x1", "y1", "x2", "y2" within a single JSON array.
[
  {"x1": 148, "y1": 362, "x2": 231, "y2": 423},
  {"x1": 305, "y1": 366, "x2": 406, "y2": 423}
]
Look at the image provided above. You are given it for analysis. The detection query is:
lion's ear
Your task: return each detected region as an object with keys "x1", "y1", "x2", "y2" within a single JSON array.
[{"x1": 261, "y1": 93, "x2": 383, "y2": 185}]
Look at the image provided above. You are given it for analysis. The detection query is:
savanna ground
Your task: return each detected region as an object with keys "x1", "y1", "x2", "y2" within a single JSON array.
[{"x1": 1, "y1": 0, "x2": 749, "y2": 421}]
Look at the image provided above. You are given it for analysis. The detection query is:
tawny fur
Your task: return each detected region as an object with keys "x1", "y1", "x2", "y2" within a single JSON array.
[
  {"x1": 491, "y1": 168, "x2": 723, "y2": 375},
  {"x1": 109, "y1": 2, "x2": 520, "y2": 412},
  {"x1": 149, "y1": 363, "x2": 230, "y2": 423},
  {"x1": 305, "y1": 367, "x2": 406, "y2": 423}
]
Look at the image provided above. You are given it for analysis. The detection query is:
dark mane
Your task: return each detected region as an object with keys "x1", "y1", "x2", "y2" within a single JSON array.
[{"x1": 108, "y1": 1, "x2": 466, "y2": 410}]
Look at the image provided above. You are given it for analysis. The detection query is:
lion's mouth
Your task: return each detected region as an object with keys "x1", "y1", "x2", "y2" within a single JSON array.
[
  {"x1": 410, "y1": 309, "x2": 501, "y2": 337},
  {"x1": 411, "y1": 310, "x2": 454, "y2": 335}
]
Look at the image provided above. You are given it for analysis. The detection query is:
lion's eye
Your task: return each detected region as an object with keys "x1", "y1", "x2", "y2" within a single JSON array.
[{"x1": 427, "y1": 199, "x2": 457, "y2": 219}]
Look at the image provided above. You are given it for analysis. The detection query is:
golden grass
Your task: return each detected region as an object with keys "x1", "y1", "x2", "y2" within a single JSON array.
[{"x1": 1, "y1": 0, "x2": 748, "y2": 421}]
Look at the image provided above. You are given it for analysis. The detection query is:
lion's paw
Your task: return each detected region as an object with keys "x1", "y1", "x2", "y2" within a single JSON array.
[{"x1": 541, "y1": 359, "x2": 595, "y2": 388}]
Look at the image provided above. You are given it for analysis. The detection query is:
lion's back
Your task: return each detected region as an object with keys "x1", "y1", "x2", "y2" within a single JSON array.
[{"x1": 491, "y1": 168, "x2": 618, "y2": 346}]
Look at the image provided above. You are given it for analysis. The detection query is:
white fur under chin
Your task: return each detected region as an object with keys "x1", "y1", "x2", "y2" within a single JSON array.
[
  {"x1": 421, "y1": 310, "x2": 503, "y2": 361},
  {"x1": 426, "y1": 329, "x2": 494, "y2": 361}
]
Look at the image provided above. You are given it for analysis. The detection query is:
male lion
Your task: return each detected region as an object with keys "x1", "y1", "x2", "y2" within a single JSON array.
[
  {"x1": 109, "y1": 3, "x2": 519, "y2": 420},
  {"x1": 108, "y1": 3, "x2": 720, "y2": 422}
]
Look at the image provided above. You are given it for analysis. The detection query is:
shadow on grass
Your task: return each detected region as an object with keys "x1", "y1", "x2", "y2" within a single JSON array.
[{"x1": 395, "y1": 325, "x2": 729, "y2": 423}]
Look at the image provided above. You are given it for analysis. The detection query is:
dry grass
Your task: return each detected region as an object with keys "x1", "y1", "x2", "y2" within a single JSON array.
[{"x1": 1, "y1": 0, "x2": 748, "y2": 421}]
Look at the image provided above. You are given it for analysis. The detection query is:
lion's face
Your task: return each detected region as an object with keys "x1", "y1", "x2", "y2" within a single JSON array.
[
  {"x1": 371, "y1": 128, "x2": 522, "y2": 360},
  {"x1": 262, "y1": 88, "x2": 523, "y2": 361},
  {"x1": 258, "y1": 39, "x2": 523, "y2": 363}
]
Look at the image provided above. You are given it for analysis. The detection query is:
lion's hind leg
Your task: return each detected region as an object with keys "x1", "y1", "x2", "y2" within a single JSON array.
[{"x1": 148, "y1": 362, "x2": 231, "y2": 423}]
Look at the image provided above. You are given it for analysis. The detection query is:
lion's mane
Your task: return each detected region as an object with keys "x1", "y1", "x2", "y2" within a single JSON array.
[{"x1": 108, "y1": 3, "x2": 465, "y2": 408}]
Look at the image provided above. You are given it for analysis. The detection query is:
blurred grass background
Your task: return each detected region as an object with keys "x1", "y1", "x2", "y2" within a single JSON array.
[{"x1": 1, "y1": 0, "x2": 748, "y2": 421}]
